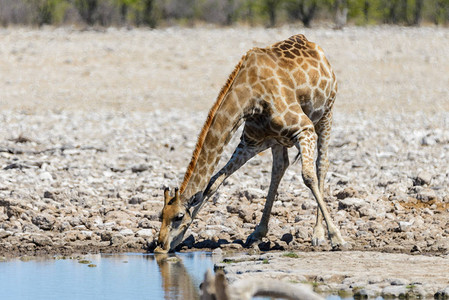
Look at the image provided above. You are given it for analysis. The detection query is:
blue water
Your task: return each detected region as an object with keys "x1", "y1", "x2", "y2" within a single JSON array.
[{"x1": 0, "y1": 252, "x2": 214, "y2": 300}]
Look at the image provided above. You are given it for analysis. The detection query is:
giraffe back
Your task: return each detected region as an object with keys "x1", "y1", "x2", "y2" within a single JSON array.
[{"x1": 233, "y1": 34, "x2": 337, "y2": 127}]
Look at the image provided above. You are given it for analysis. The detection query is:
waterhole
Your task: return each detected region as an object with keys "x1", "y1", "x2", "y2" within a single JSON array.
[
  {"x1": 0, "y1": 252, "x2": 214, "y2": 300},
  {"x1": 0, "y1": 252, "x2": 360, "y2": 299}
]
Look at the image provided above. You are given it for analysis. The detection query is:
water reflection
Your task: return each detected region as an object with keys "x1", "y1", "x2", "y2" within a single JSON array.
[
  {"x1": 0, "y1": 252, "x2": 214, "y2": 300},
  {"x1": 154, "y1": 254, "x2": 199, "y2": 299}
]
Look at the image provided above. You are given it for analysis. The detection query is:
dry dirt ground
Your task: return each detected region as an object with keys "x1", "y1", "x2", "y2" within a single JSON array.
[{"x1": 0, "y1": 25, "x2": 448, "y2": 297}]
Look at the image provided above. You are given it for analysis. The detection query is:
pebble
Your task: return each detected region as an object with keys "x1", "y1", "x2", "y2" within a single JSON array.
[
  {"x1": 135, "y1": 229, "x2": 153, "y2": 238},
  {"x1": 31, "y1": 214, "x2": 56, "y2": 231},
  {"x1": 119, "y1": 229, "x2": 134, "y2": 236}
]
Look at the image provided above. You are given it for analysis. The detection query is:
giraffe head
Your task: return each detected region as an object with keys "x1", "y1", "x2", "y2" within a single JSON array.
[{"x1": 154, "y1": 187, "x2": 192, "y2": 253}]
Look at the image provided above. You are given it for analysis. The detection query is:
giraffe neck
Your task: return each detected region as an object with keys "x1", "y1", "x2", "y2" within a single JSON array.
[{"x1": 179, "y1": 56, "x2": 248, "y2": 203}]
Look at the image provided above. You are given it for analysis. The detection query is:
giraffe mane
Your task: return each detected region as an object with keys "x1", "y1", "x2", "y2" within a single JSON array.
[{"x1": 179, "y1": 54, "x2": 246, "y2": 195}]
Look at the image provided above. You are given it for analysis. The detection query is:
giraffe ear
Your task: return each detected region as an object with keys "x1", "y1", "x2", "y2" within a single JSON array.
[
  {"x1": 163, "y1": 187, "x2": 170, "y2": 205},
  {"x1": 174, "y1": 188, "x2": 180, "y2": 203}
]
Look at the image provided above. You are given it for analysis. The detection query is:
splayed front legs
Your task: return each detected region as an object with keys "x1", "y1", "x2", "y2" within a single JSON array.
[
  {"x1": 245, "y1": 144, "x2": 289, "y2": 246},
  {"x1": 203, "y1": 139, "x2": 270, "y2": 201}
]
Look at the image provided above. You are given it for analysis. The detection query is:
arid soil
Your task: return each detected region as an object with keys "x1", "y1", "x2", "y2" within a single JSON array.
[
  {"x1": 0, "y1": 25, "x2": 449, "y2": 297},
  {"x1": 215, "y1": 250, "x2": 449, "y2": 298}
]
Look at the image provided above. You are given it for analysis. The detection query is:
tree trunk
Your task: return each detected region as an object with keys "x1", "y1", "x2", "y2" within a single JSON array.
[
  {"x1": 225, "y1": 0, "x2": 235, "y2": 26},
  {"x1": 143, "y1": 0, "x2": 156, "y2": 28},
  {"x1": 267, "y1": 0, "x2": 277, "y2": 27},
  {"x1": 333, "y1": 0, "x2": 347, "y2": 29},
  {"x1": 412, "y1": 0, "x2": 423, "y2": 26},
  {"x1": 120, "y1": 3, "x2": 128, "y2": 25},
  {"x1": 363, "y1": 0, "x2": 370, "y2": 22},
  {"x1": 387, "y1": 0, "x2": 399, "y2": 24},
  {"x1": 400, "y1": 0, "x2": 408, "y2": 24}
]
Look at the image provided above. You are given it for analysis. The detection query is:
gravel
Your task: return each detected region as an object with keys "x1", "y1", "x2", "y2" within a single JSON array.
[{"x1": 0, "y1": 25, "x2": 448, "y2": 281}]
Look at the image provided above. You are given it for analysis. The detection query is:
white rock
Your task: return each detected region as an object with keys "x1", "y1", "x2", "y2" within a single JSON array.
[
  {"x1": 119, "y1": 229, "x2": 134, "y2": 236},
  {"x1": 39, "y1": 172, "x2": 53, "y2": 182},
  {"x1": 136, "y1": 229, "x2": 153, "y2": 238},
  {"x1": 382, "y1": 285, "x2": 407, "y2": 298},
  {"x1": 338, "y1": 198, "x2": 367, "y2": 210},
  {"x1": 398, "y1": 221, "x2": 414, "y2": 232}
]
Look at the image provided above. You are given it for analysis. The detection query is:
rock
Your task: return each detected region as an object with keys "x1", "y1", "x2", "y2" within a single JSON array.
[
  {"x1": 39, "y1": 172, "x2": 54, "y2": 182},
  {"x1": 435, "y1": 286, "x2": 449, "y2": 300},
  {"x1": 238, "y1": 209, "x2": 252, "y2": 223},
  {"x1": 226, "y1": 205, "x2": 239, "y2": 214},
  {"x1": 301, "y1": 200, "x2": 316, "y2": 210},
  {"x1": 111, "y1": 234, "x2": 127, "y2": 246},
  {"x1": 31, "y1": 214, "x2": 55, "y2": 231},
  {"x1": 410, "y1": 245, "x2": 422, "y2": 253},
  {"x1": 416, "y1": 188, "x2": 438, "y2": 202},
  {"x1": 128, "y1": 197, "x2": 143, "y2": 205},
  {"x1": 0, "y1": 229, "x2": 11, "y2": 239},
  {"x1": 413, "y1": 171, "x2": 432, "y2": 186},
  {"x1": 432, "y1": 238, "x2": 449, "y2": 252},
  {"x1": 354, "y1": 288, "x2": 378, "y2": 298},
  {"x1": 390, "y1": 278, "x2": 407, "y2": 285},
  {"x1": 131, "y1": 164, "x2": 150, "y2": 173},
  {"x1": 212, "y1": 248, "x2": 223, "y2": 255},
  {"x1": 382, "y1": 285, "x2": 407, "y2": 298},
  {"x1": 119, "y1": 229, "x2": 134, "y2": 236},
  {"x1": 398, "y1": 221, "x2": 413, "y2": 232},
  {"x1": 338, "y1": 198, "x2": 367, "y2": 211},
  {"x1": 136, "y1": 229, "x2": 153, "y2": 238},
  {"x1": 43, "y1": 191, "x2": 55, "y2": 200},
  {"x1": 32, "y1": 235, "x2": 52, "y2": 246},
  {"x1": 240, "y1": 188, "x2": 265, "y2": 200},
  {"x1": 68, "y1": 217, "x2": 83, "y2": 227},
  {"x1": 358, "y1": 206, "x2": 378, "y2": 219},
  {"x1": 105, "y1": 210, "x2": 130, "y2": 220},
  {"x1": 100, "y1": 231, "x2": 112, "y2": 242},
  {"x1": 85, "y1": 216, "x2": 103, "y2": 229},
  {"x1": 138, "y1": 218, "x2": 152, "y2": 228},
  {"x1": 220, "y1": 243, "x2": 243, "y2": 251},
  {"x1": 335, "y1": 187, "x2": 359, "y2": 199},
  {"x1": 421, "y1": 136, "x2": 436, "y2": 146}
]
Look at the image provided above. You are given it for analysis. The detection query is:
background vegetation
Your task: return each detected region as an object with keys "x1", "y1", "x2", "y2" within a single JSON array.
[{"x1": 0, "y1": 0, "x2": 448, "y2": 27}]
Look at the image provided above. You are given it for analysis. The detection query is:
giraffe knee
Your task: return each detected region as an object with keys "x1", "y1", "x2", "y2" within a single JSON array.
[{"x1": 302, "y1": 168, "x2": 317, "y2": 188}]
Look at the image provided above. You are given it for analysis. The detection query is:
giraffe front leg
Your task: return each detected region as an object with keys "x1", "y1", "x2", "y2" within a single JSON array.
[
  {"x1": 202, "y1": 139, "x2": 270, "y2": 203},
  {"x1": 245, "y1": 144, "x2": 289, "y2": 247}
]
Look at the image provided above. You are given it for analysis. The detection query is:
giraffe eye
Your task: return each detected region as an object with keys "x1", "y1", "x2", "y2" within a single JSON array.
[{"x1": 174, "y1": 213, "x2": 184, "y2": 222}]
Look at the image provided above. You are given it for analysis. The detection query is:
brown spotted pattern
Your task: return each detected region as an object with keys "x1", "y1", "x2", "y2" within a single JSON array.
[{"x1": 156, "y1": 34, "x2": 345, "y2": 253}]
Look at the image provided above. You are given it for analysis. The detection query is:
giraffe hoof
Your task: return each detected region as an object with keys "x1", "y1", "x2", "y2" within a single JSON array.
[
  {"x1": 244, "y1": 232, "x2": 264, "y2": 247},
  {"x1": 331, "y1": 242, "x2": 351, "y2": 251},
  {"x1": 311, "y1": 237, "x2": 326, "y2": 247}
]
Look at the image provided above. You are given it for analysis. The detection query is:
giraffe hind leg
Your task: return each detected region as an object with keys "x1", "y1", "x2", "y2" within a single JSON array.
[
  {"x1": 295, "y1": 122, "x2": 345, "y2": 249},
  {"x1": 245, "y1": 144, "x2": 289, "y2": 247},
  {"x1": 312, "y1": 110, "x2": 333, "y2": 246}
]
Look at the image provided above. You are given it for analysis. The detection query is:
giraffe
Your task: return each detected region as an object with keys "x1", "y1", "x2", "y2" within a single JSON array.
[{"x1": 154, "y1": 34, "x2": 345, "y2": 253}]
